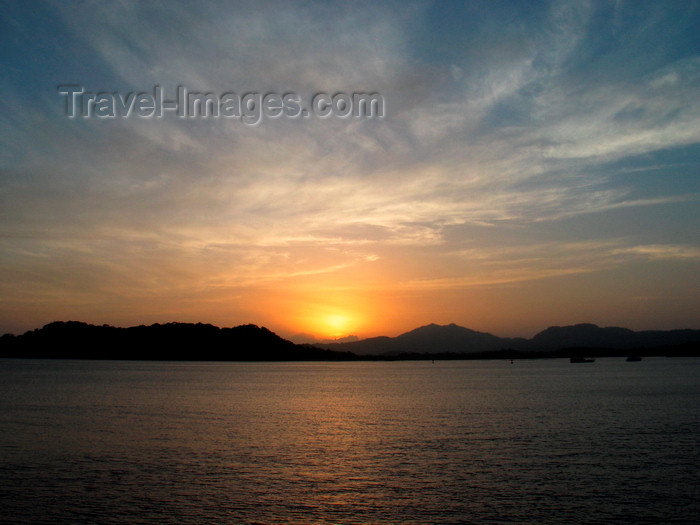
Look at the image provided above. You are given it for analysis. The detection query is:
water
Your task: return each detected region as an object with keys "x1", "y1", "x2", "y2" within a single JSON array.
[{"x1": 0, "y1": 358, "x2": 698, "y2": 524}]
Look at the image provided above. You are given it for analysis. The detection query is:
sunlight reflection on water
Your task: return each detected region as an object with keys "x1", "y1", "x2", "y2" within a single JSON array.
[{"x1": 1, "y1": 358, "x2": 698, "y2": 523}]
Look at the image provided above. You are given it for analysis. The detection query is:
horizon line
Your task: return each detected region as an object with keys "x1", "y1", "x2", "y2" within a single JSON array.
[{"x1": 4, "y1": 319, "x2": 699, "y2": 342}]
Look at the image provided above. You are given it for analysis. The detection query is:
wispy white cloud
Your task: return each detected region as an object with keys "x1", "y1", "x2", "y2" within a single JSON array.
[
  {"x1": 1, "y1": 0, "x2": 698, "y2": 333},
  {"x1": 400, "y1": 238, "x2": 700, "y2": 290}
]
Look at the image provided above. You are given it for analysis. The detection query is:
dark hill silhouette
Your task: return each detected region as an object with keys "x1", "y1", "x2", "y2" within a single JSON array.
[
  {"x1": 1, "y1": 321, "x2": 698, "y2": 361},
  {"x1": 396, "y1": 323, "x2": 504, "y2": 352},
  {"x1": 0, "y1": 321, "x2": 358, "y2": 361},
  {"x1": 318, "y1": 322, "x2": 700, "y2": 356},
  {"x1": 531, "y1": 323, "x2": 700, "y2": 350},
  {"x1": 532, "y1": 323, "x2": 637, "y2": 349},
  {"x1": 319, "y1": 335, "x2": 395, "y2": 356},
  {"x1": 320, "y1": 323, "x2": 527, "y2": 355}
]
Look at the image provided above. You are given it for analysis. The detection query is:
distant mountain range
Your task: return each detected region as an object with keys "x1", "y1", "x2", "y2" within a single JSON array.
[
  {"x1": 1, "y1": 321, "x2": 699, "y2": 361},
  {"x1": 316, "y1": 322, "x2": 700, "y2": 356},
  {"x1": 316, "y1": 323, "x2": 524, "y2": 356}
]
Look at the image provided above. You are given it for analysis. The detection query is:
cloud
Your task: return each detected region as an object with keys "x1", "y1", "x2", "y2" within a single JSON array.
[
  {"x1": 1, "y1": 0, "x2": 698, "y2": 333},
  {"x1": 400, "y1": 238, "x2": 700, "y2": 291}
]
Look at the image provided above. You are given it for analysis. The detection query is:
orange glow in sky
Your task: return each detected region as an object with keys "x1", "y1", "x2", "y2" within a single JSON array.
[
  {"x1": 279, "y1": 291, "x2": 371, "y2": 340},
  {"x1": 1, "y1": 2, "x2": 699, "y2": 340}
]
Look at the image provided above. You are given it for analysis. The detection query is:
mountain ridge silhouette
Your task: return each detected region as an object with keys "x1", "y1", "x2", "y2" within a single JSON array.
[
  {"x1": 318, "y1": 322, "x2": 700, "y2": 356},
  {"x1": 1, "y1": 321, "x2": 699, "y2": 360},
  {"x1": 0, "y1": 321, "x2": 355, "y2": 361}
]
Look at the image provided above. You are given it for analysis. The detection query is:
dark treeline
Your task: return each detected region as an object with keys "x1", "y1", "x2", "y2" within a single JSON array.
[
  {"x1": 1, "y1": 321, "x2": 699, "y2": 361},
  {"x1": 0, "y1": 321, "x2": 357, "y2": 361}
]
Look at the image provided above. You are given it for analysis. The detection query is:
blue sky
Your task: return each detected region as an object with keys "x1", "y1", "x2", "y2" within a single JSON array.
[{"x1": 1, "y1": 0, "x2": 698, "y2": 339}]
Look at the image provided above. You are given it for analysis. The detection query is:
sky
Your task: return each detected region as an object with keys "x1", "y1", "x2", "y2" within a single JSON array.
[{"x1": 1, "y1": 0, "x2": 699, "y2": 341}]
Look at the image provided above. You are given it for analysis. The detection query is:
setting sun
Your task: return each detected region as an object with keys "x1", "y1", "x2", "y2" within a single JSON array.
[
  {"x1": 322, "y1": 314, "x2": 352, "y2": 338},
  {"x1": 1, "y1": 2, "x2": 699, "y2": 524},
  {"x1": 303, "y1": 307, "x2": 362, "y2": 340},
  {"x1": 286, "y1": 298, "x2": 366, "y2": 341},
  {"x1": 1, "y1": 0, "x2": 698, "y2": 347}
]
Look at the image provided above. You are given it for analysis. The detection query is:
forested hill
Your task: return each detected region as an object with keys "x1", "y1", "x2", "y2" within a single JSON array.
[{"x1": 0, "y1": 321, "x2": 357, "y2": 361}]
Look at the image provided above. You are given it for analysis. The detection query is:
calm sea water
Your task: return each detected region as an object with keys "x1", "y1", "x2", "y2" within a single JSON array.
[{"x1": 0, "y1": 358, "x2": 698, "y2": 524}]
